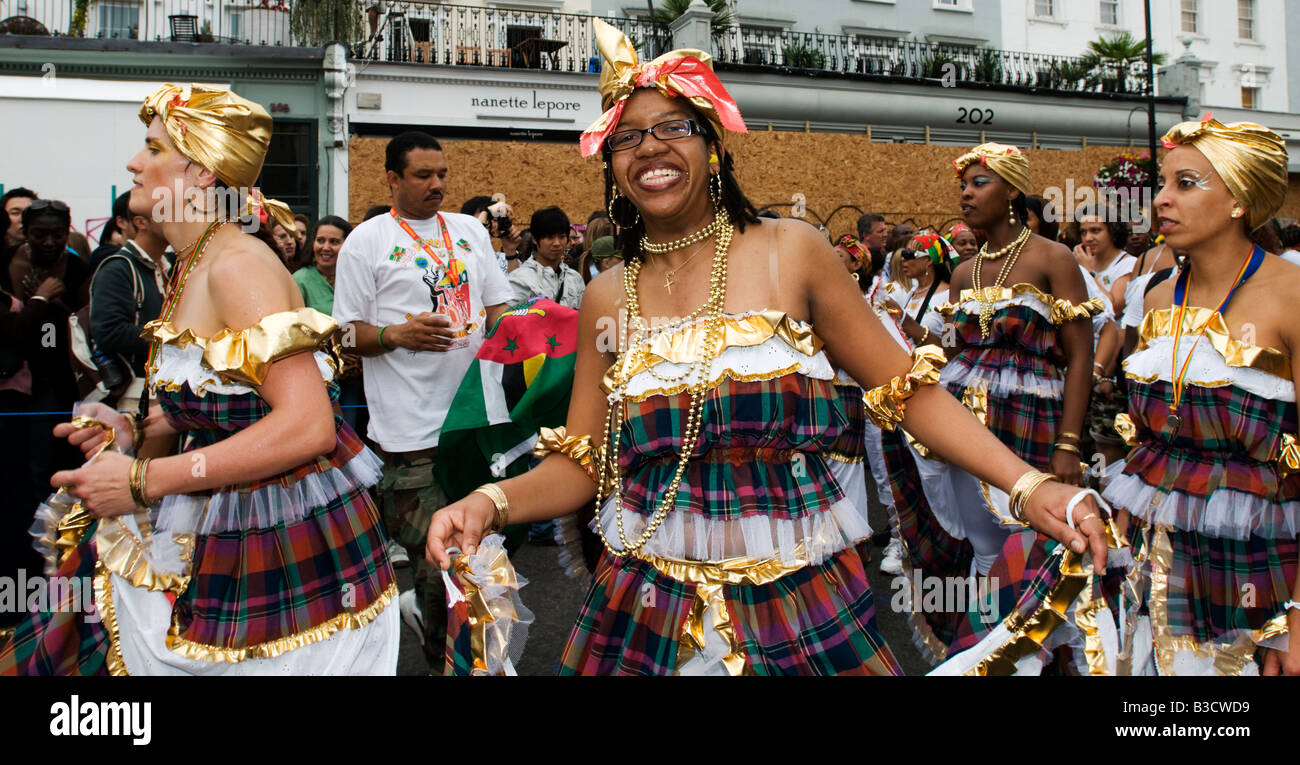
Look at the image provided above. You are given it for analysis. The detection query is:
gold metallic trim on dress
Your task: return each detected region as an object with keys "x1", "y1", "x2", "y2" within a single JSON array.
[
  {"x1": 449, "y1": 544, "x2": 529, "y2": 675},
  {"x1": 162, "y1": 582, "x2": 398, "y2": 663},
  {"x1": 92, "y1": 563, "x2": 129, "y2": 676},
  {"x1": 1134, "y1": 306, "x2": 1292, "y2": 381},
  {"x1": 635, "y1": 549, "x2": 808, "y2": 676},
  {"x1": 533, "y1": 426, "x2": 598, "y2": 483},
  {"x1": 604, "y1": 363, "x2": 807, "y2": 403},
  {"x1": 1147, "y1": 525, "x2": 1288, "y2": 675},
  {"x1": 606, "y1": 310, "x2": 824, "y2": 381},
  {"x1": 938, "y1": 283, "x2": 1104, "y2": 325},
  {"x1": 864, "y1": 345, "x2": 946, "y2": 431},
  {"x1": 143, "y1": 307, "x2": 339, "y2": 387},
  {"x1": 96, "y1": 516, "x2": 192, "y2": 595},
  {"x1": 958, "y1": 520, "x2": 1126, "y2": 675},
  {"x1": 896, "y1": 551, "x2": 950, "y2": 665},
  {"x1": 824, "y1": 451, "x2": 865, "y2": 464}
]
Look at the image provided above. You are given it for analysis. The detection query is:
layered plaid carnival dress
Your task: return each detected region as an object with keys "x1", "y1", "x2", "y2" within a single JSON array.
[
  {"x1": 0, "y1": 308, "x2": 398, "y2": 675},
  {"x1": 1086, "y1": 307, "x2": 1300, "y2": 675},
  {"x1": 883, "y1": 284, "x2": 1102, "y2": 667},
  {"x1": 559, "y1": 310, "x2": 901, "y2": 675}
]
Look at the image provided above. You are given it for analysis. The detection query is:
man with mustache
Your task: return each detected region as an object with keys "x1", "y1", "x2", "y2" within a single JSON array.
[{"x1": 333, "y1": 131, "x2": 514, "y2": 673}]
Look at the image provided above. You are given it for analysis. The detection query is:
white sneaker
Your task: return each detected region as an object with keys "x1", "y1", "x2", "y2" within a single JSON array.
[
  {"x1": 386, "y1": 539, "x2": 410, "y2": 568},
  {"x1": 880, "y1": 537, "x2": 904, "y2": 576},
  {"x1": 398, "y1": 589, "x2": 424, "y2": 641}
]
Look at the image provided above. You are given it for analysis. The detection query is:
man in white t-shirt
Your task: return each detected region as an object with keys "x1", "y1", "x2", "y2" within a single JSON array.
[{"x1": 333, "y1": 131, "x2": 514, "y2": 672}]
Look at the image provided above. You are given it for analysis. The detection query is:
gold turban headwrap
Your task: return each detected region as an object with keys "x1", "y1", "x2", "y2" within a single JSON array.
[
  {"x1": 1160, "y1": 117, "x2": 1288, "y2": 231},
  {"x1": 579, "y1": 18, "x2": 746, "y2": 156},
  {"x1": 953, "y1": 143, "x2": 1032, "y2": 197},
  {"x1": 139, "y1": 83, "x2": 272, "y2": 190}
]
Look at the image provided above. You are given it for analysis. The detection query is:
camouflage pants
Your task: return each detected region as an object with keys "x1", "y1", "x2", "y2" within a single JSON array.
[{"x1": 378, "y1": 446, "x2": 449, "y2": 675}]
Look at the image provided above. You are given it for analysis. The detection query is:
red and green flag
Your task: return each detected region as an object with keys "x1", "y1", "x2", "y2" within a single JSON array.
[{"x1": 435, "y1": 297, "x2": 579, "y2": 501}]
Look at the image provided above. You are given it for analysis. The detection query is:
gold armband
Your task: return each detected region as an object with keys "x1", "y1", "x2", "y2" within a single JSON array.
[
  {"x1": 1279, "y1": 433, "x2": 1300, "y2": 479},
  {"x1": 533, "y1": 426, "x2": 598, "y2": 483},
  {"x1": 1112, "y1": 413, "x2": 1139, "y2": 448},
  {"x1": 863, "y1": 345, "x2": 946, "y2": 431}
]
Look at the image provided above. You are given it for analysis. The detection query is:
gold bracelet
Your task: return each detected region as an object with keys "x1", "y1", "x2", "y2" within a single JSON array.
[
  {"x1": 129, "y1": 457, "x2": 153, "y2": 508},
  {"x1": 1008, "y1": 469, "x2": 1053, "y2": 525},
  {"x1": 1057, "y1": 431, "x2": 1080, "y2": 442},
  {"x1": 473, "y1": 483, "x2": 510, "y2": 531},
  {"x1": 1052, "y1": 442, "x2": 1082, "y2": 456},
  {"x1": 919, "y1": 326, "x2": 932, "y2": 345}
]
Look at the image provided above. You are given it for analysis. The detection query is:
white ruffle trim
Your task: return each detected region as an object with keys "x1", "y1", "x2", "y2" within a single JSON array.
[
  {"x1": 1103, "y1": 470, "x2": 1300, "y2": 541},
  {"x1": 1124, "y1": 336, "x2": 1295, "y2": 402},
  {"x1": 154, "y1": 448, "x2": 383, "y2": 536},
  {"x1": 553, "y1": 512, "x2": 592, "y2": 581},
  {"x1": 620, "y1": 335, "x2": 834, "y2": 400},
  {"x1": 596, "y1": 496, "x2": 870, "y2": 566},
  {"x1": 150, "y1": 342, "x2": 336, "y2": 397},
  {"x1": 940, "y1": 362, "x2": 1063, "y2": 400}
]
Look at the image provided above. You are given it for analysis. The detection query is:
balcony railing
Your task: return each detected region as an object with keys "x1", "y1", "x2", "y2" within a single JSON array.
[
  {"x1": 713, "y1": 28, "x2": 1153, "y2": 95},
  {"x1": 0, "y1": 0, "x2": 1149, "y2": 94},
  {"x1": 0, "y1": 0, "x2": 664, "y2": 70}
]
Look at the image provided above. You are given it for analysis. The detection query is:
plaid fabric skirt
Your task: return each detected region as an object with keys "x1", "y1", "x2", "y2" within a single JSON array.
[
  {"x1": 558, "y1": 547, "x2": 902, "y2": 676},
  {"x1": 0, "y1": 527, "x2": 108, "y2": 676}
]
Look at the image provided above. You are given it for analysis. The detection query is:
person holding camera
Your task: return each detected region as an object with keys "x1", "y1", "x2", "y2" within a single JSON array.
[{"x1": 460, "y1": 195, "x2": 523, "y2": 275}]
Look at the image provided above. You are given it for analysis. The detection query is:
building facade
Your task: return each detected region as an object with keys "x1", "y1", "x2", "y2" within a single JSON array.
[{"x1": 999, "y1": 0, "x2": 1289, "y2": 114}]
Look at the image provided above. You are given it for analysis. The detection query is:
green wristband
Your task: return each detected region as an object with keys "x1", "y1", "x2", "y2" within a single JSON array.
[{"x1": 377, "y1": 325, "x2": 390, "y2": 351}]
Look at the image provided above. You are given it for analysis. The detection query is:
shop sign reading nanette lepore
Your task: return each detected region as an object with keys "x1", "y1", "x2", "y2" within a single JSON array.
[{"x1": 470, "y1": 89, "x2": 587, "y2": 120}]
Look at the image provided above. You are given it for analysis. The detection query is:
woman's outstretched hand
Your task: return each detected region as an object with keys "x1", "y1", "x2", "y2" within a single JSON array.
[
  {"x1": 425, "y1": 492, "x2": 498, "y2": 570},
  {"x1": 1021, "y1": 481, "x2": 1111, "y2": 569}
]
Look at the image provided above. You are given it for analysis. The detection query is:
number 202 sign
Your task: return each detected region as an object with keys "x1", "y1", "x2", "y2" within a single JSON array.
[{"x1": 957, "y1": 106, "x2": 994, "y2": 125}]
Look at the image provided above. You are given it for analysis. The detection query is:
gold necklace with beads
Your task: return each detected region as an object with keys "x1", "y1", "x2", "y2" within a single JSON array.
[
  {"x1": 640, "y1": 214, "x2": 721, "y2": 255},
  {"x1": 594, "y1": 211, "x2": 734, "y2": 557},
  {"x1": 976, "y1": 225, "x2": 1030, "y2": 262},
  {"x1": 971, "y1": 225, "x2": 1030, "y2": 340}
]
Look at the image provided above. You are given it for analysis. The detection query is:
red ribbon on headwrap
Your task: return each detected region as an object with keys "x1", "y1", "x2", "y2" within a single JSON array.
[{"x1": 579, "y1": 20, "x2": 747, "y2": 157}]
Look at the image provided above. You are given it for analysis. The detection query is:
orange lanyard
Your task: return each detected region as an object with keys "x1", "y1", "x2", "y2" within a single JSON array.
[
  {"x1": 390, "y1": 209, "x2": 453, "y2": 271},
  {"x1": 1168, "y1": 246, "x2": 1262, "y2": 416}
]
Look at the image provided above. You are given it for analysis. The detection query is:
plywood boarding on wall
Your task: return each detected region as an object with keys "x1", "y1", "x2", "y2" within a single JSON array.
[{"x1": 349, "y1": 133, "x2": 1300, "y2": 234}]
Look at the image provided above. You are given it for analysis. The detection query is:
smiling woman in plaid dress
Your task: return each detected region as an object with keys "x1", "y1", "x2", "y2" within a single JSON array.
[
  {"x1": 424, "y1": 20, "x2": 1111, "y2": 676},
  {"x1": 0, "y1": 84, "x2": 397, "y2": 676}
]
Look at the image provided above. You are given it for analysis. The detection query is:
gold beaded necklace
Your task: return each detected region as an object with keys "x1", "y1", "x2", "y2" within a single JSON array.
[
  {"x1": 595, "y1": 211, "x2": 734, "y2": 557},
  {"x1": 640, "y1": 214, "x2": 721, "y2": 255},
  {"x1": 971, "y1": 225, "x2": 1030, "y2": 339}
]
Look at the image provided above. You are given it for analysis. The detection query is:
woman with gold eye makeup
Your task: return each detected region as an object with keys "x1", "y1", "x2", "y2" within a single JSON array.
[
  {"x1": 425, "y1": 22, "x2": 1110, "y2": 676},
  {"x1": 1086, "y1": 118, "x2": 1300, "y2": 675},
  {"x1": 0, "y1": 84, "x2": 398, "y2": 676}
]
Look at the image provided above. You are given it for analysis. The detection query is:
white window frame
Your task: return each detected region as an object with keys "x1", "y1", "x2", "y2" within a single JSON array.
[
  {"x1": 1180, "y1": 0, "x2": 1198, "y2": 34},
  {"x1": 1099, "y1": 0, "x2": 1120, "y2": 26},
  {"x1": 932, "y1": 0, "x2": 973, "y2": 12},
  {"x1": 96, "y1": 1, "x2": 139, "y2": 39},
  {"x1": 1033, "y1": 0, "x2": 1057, "y2": 19},
  {"x1": 1237, "y1": 0, "x2": 1255, "y2": 40}
]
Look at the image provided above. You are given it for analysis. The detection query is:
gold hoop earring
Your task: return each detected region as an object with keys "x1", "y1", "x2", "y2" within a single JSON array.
[{"x1": 608, "y1": 187, "x2": 640, "y2": 230}]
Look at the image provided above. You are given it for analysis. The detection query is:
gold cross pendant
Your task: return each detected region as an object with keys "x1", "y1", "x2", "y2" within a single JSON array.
[{"x1": 664, "y1": 273, "x2": 674, "y2": 294}]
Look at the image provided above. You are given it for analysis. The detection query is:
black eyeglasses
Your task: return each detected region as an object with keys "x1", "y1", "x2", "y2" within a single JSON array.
[
  {"x1": 28, "y1": 199, "x2": 69, "y2": 213},
  {"x1": 900, "y1": 249, "x2": 929, "y2": 261},
  {"x1": 605, "y1": 119, "x2": 706, "y2": 152}
]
